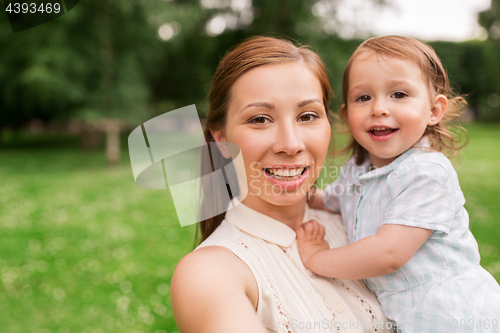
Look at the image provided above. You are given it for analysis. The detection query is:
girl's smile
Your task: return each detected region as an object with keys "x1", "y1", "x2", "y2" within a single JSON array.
[{"x1": 367, "y1": 126, "x2": 399, "y2": 141}]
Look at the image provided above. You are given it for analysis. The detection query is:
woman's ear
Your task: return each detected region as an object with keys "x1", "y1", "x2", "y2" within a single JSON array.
[
  {"x1": 209, "y1": 129, "x2": 231, "y2": 159},
  {"x1": 341, "y1": 104, "x2": 348, "y2": 121},
  {"x1": 210, "y1": 129, "x2": 225, "y2": 143},
  {"x1": 429, "y1": 94, "x2": 448, "y2": 126}
]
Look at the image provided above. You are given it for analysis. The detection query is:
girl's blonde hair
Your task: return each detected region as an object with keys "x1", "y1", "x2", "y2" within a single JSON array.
[{"x1": 341, "y1": 35, "x2": 468, "y2": 165}]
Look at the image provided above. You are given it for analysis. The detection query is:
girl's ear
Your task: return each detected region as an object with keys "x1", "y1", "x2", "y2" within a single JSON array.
[
  {"x1": 341, "y1": 104, "x2": 348, "y2": 121},
  {"x1": 209, "y1": 129, "x2": 231, "y2": 159},
  {"x1": 429, "y1": 94, "x2": 448, "y2": 126}
]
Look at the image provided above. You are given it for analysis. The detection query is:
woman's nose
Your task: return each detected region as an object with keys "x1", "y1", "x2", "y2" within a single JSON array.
[
  {"x1": 272, "y1": 121, "x2": 305, "y2": 155},
  {"x1": 371, "y1": 99, "x2": 390, "y2": 117}
]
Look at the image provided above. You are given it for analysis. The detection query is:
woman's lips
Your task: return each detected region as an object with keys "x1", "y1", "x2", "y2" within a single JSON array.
[
  {"x1": 368, "y1": 128, "x2": 399, "y2": 142},
  {"x1": 263, "y1": 167, "x2": 309, "y2": 191}
]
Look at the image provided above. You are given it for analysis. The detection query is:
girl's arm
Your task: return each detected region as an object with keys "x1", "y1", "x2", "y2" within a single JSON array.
[
  {"x1": 296, "y1": 220, "x2": 433, "y2": 279},
  {"x1": 171, "y1": 246, "x2": 267, "y2": 333}
]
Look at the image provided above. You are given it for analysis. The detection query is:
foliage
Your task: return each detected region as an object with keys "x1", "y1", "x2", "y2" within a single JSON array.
[
  {"x1": 0, "y1": 0, "x2": 204, "y2": 127},
  {"x1": 478, "y1": 0, "x2": 500, "y2": 38},
  {"x1": 0, "y1": 0, "x2": 500, "y2": 132},
  {"x1": 476, "y1": 0, "x2": 500, "y2": 120},
  {"x1": 430, "y1": 40, "x2": 498, "y2": 119}
]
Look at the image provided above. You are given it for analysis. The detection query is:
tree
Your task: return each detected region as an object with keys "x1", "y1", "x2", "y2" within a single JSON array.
[
  {"x1": 478, "y1": 0, "x2": 500, "y2": 120},
  {"x1": 0, "y1": 0, "x2": 205, "y2": 162}
]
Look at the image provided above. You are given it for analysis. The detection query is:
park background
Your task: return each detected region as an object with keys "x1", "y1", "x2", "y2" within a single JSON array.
[{"x1": 1, "y1": 0, "x2": 500, "y2": 332}]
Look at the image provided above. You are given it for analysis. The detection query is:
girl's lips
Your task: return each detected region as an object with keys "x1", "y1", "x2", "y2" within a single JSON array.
[
  {"x1": 263, "y1": 167, "x2": 309, "y2": 191},
  {"x1": 368, "y1": 128, "x2": 399, "y2": 141}
]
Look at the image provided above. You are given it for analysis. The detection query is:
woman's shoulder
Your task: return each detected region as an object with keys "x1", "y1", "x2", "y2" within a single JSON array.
[
  {"x1": 172, "y1": 223, "x2": 258, "y2": 310},
  {"x1": 171, "y1": 242, "x2": 260, "y2": 331},
  {"x1": 196, "y1": 219, "x2": 238, "y2": 249},
  {"x1": 177, "y1": 220, "x2": 257, "y2": 284},
  {"x1": 174, "y1": 244, "x2": 246, "y2": 280},
  {"x1": 186, "y1": 220, "x2": 249, "y2": 270}
]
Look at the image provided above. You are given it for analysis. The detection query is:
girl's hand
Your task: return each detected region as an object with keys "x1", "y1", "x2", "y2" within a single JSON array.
[{"x1": 295, "y1": 219, "x2": 330, "y2": 269}]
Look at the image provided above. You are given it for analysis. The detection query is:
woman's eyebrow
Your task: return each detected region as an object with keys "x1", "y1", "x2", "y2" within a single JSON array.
[
  {"x1": 239, "y1": 102, "x2": 275, "y2": 113},
  {"x1": 298, "y1": 98, "x2": 322, "y2": 107},
  {"x1": 239, "y1": 98, "x2": 321, "y2": 114}
]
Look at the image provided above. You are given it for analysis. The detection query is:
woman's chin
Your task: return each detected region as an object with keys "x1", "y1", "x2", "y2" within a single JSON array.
[
  {"x1": 245, "y1": 187, "x2": 309, "y2": 208},
  {"x1": 268, "y1": 194, "x2": 308, "y2": 207}
]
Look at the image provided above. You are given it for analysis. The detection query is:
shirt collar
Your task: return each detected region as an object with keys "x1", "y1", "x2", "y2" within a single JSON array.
[
  {"x1": 358, "y1": 136, "x2": 432, "y2": 180},
  {"x1": 225, "y1": 203, "x2": 310, "y2": 247}
]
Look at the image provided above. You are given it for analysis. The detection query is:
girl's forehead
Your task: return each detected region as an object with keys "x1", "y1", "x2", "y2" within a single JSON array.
[
  {"x1": 349, "y1": 50, "x2": 435, "y2": 96},
  {"x1": 353, "y1": 50, "x2": 413, "y2": 68},
  {"x1": 351, "y1": 50, "x2": 426, "y2": 79}
]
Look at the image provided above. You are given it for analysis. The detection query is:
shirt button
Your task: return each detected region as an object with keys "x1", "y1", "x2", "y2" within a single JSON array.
[
  {"x1": 306, "y1": 269, "x2": 314, "y2": 277},
  {"x1": 335, "y1": 304, "x2": 345, "y2": 313}
]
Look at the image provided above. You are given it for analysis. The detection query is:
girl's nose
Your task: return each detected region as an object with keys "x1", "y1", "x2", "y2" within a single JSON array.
[
  {"x1": 371, "y1": 99, "x2": 390, "y2": 117},
  {"x1": 272, "y1": 120, "x2": 305, "y2": 155}
]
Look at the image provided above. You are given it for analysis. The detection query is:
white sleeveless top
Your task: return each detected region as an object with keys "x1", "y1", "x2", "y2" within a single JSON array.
[{"x1": 197, "y1": 203, "x2": 393, "y2": 333}]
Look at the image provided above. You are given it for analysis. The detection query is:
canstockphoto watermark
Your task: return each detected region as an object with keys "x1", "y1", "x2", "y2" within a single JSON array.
[
  {"x1": 289, "y1": 318, "x2": 421, "y2": 331},
  {"x1": 4, "y1": 0, "x2": 79, "y2": 32},
  {"x1": 290, "y1": 318, "x2": 499, "y2": 331}
]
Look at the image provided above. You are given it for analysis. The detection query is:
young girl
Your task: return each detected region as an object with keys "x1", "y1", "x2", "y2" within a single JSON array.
[{"x1": 296, "y1": 36, "x2": 500, "y2": 332}]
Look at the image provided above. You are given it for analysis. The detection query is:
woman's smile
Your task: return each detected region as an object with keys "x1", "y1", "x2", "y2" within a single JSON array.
[{"x1": 263, "y1": 165, "x2": 309, "y2": 190}]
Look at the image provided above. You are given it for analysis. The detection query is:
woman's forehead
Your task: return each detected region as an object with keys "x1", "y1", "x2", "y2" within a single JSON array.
[{"x1": 228, "y1": 63, "x2": 323, "y2": 107}]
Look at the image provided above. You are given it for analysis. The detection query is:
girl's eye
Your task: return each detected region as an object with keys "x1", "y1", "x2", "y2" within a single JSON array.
[
  {"x1": 392, "y1": 91, "x2": 408, "y2": 99},
  {"x1": 298, "y1": 113, "x2": 319, "y2": 122},
  {"x1": 356, "y1": 95, "x2": 371, "y2": 102},
  {"x1": 248, "y1": 116, "x2": 270, "y2": 124}
]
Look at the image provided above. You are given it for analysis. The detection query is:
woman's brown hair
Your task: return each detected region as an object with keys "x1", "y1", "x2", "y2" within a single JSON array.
[
  {"x1": 198, "y1": 36, "x2": 332, "y2": 243},
  {"x1": 341, "y1": 35, "x2": 468, "y2": 165}
]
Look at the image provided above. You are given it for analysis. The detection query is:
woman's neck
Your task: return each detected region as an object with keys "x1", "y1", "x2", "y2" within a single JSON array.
[{"x1": 241, "y1": 196, "x2": 307, "y2": 230}]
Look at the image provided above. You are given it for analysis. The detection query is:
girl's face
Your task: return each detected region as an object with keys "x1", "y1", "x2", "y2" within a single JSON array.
[
  {"x1": 344, "y1": 51, "x2": 447, "y2": 168},
  {"x1": 212, "y1": 62, "x2": 331, "y2": 211}
]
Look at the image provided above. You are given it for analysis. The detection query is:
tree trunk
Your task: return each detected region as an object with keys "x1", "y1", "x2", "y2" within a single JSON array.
[
  {"x1": 104, "y1": 119, "x2": 120, "y2": 167},
  {"x1": 80, "y1": 123, "x2": 101, "y2": 150}
]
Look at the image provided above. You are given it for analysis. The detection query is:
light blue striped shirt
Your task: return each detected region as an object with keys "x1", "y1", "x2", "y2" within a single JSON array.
[{"x1": 323, "y1": 145, "x2": 500, "y2": 332}]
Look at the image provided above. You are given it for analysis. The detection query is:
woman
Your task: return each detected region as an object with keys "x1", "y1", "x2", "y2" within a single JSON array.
[{"x1": 171, "y1": 36, "x2": 393, "y2": 333}]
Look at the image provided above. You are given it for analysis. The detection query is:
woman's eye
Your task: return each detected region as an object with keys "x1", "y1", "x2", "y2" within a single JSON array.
[
  {"x1": 298, "y1": 113, "x2": 318, "y2": 122},
  {"x1": 248, "y1": 116, "x2": 270, "y2": 124},
  {"x1": 356, "y1": 95, "x2": 371, "y2": 102},
  {"x1": 392, "y1": 92, "x2": 407, "y2": 99}
]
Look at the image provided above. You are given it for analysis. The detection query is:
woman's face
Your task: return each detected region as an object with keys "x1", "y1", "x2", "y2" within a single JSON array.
[{"x1": 213, "y1": 62, "x2": 331, "y2": 211}]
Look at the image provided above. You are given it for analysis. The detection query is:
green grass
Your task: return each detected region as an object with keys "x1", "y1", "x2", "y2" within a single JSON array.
[
  {"x1": 0, "y1": 148, "x2": 196, "y2": 333},
  {"x1": 0, "y1": 123, "x2": 499, "y2": 333},
  {"x1": 454, "y1": 124, "x2": 500, "y2": 272}
]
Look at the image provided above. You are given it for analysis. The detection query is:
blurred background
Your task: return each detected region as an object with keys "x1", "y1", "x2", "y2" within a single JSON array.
[{"x1": 1, "y1": 0, "x2": 499, "y2": 332}]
